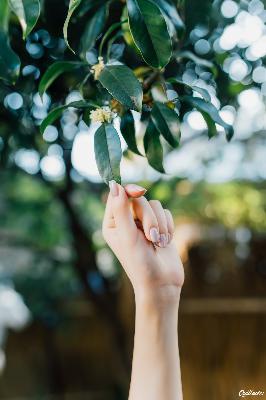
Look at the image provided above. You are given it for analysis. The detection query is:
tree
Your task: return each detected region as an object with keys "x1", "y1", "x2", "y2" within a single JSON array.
[{"x1": 0, "y1": 0, "x2": 264, "y2": 394}]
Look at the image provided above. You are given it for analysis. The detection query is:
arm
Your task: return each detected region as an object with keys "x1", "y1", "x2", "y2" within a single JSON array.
[{"x1": 102, "y1": 181, "x2": 184, "y2": 400}]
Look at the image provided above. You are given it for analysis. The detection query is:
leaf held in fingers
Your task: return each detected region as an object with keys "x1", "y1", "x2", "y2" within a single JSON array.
[
  {"x1": 144, "y1": 119, "x2": 165, "y2": 173},
  {"x1": 38, "y1": 61, "x2": 85, "y2": 97},
  {"x1": 151, "y1": 102, "x2": 180, "y2": 148},
  {"x1": 98, "y1": 64, "x2": 143, "y2": 112},
  {"x1": 127, "y1": 0, "x2": 172, "y2": 68},
  {"x1": 120, "y1": 111, "x2": 142, "y2": 156},
  {"x1": 9, "y1": 0, "x2": 40, "y2": 39},
  {"x1": 94, "y1": 123, "x2": 122, "y2": 184}
]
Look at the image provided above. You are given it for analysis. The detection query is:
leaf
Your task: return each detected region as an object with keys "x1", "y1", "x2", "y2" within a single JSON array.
[
  {"x1": 151, "y1": 0, "x2": 184, "y2": 33},
  {"x1": 177, "y1": 51, "x2": 214, "y2": 69},
  {"x1": 63, "y1": 0, "x2": 83, "y2": 53},
  {"x1": 94, "y1": 123, "x2": 122, "y2": 184},
  {"x1": 8, "y1": 0, "x2": 40, "y2": 39},
  {"x1": 183, "y1": 96, "x2": 234, "y2": 141},
  {"x1": 0, "y1": 30, "x2": 21, "y2": 83},
  {"x1": 120, "y1": 111, "x2": 142, "y2": 156},
  {"x1": 127, "y1": 0, "x2": 172, "y2": 68},
  {"x1": 151, "y1": 102, "x2": 180, "y2": 148},
  {"x1": 168, "y1": 77, "x2": 211, "y2": 102},
  {"x1": 40, "y1": 100, "x2": 96, "y2": 134},
  {"x1": 144, "y1": 119, "x2": 165, "y2": 173},
  {"x1": 80, "y1": 5, "x2": 107, "y2": 57},
  {"x1": 38, "y1": 61, "x2": 85, "y2": 97},
  {"x1": 98, "y1": 64, "x2": 143, "y2": 112}
]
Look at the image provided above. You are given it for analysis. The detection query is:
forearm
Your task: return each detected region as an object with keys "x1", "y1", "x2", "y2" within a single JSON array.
[{"x1": 129, "y1": 287, "x2": 183, "y2": 400}]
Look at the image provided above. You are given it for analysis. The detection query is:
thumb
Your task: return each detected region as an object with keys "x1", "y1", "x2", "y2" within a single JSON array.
[{"x1": 124, "y1": 183, "x2": 147, "y2": 198}]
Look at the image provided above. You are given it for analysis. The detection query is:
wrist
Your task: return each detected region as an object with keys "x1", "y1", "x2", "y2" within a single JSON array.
[{"x1": 134, "y1": 284, "x2": 181, "y2": 311}]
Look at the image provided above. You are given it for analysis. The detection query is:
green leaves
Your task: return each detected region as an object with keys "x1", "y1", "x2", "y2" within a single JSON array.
[
  {"x1": 63, "y1": 0, "x2": 83, "y2": 52},
  {"x1": 184, "y1": 96, "x2": 234, "y2": 140},
  {"x1": 8, "y1": 0, "x2": 40, "y2": 39},
  {"x1": 152, "y1": 0, "x2": 184, "y2": 33},
  {"x1": 127, "y1": 0, "x2": 172, "y2": 68},
  {"x1": 120, "y1": 111, "x2": 142, "y2": 155},
  {"x1": 80, "y1": 5, "x2": 107, "y2": 57},
  {"x1": 38, "y1": 61, "x2": 85, "y2": 97},
  {"x1": 151, "y1": 102, "x2": 180, "y2": 148},
  {"x1": 94, "y1": 123, "x2": 122, "y2": 184},
  {"x1": 98, "y1": 64, "x2": 143, "y2": 112},
  {"x1": 168, "y1": 77, "x2": 211, "y2": 102},
  {"x1": 40, "y1": 100, "x2": 96, "y2": 134},
  {"x1": 144, "y1": 119, "x2": 165, "y2": 173},
  {"x1": 0, "y1": 31, "x2": 21, "y2": 83}
]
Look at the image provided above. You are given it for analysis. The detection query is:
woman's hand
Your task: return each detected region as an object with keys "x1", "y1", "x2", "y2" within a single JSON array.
[{"x1": 102, "y1": 181, "x2": 184, "y2": 305}]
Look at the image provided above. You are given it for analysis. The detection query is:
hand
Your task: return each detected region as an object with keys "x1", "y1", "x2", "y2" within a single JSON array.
[{"x1": 102, "y1": 181, "x2": 184, "y2": 305}]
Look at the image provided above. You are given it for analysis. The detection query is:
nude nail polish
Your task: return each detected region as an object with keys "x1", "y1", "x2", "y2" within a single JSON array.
[
  {"x1": 109, "y1": 180, "x2": 119, "y2": 197},
  {"x1": 150, "y1": 227, "x2": 159, "y2": 243},
  {"x1": 159, "y1": 233, "x2": 167, "y2": 248}
]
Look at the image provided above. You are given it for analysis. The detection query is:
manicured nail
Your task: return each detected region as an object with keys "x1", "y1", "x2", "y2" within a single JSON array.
[
  {"x1": 159, "y1": 233, "x2": 167, "y2": 248},
  {"x1": 150, "y1": 227, "x2": 159, "y2": 243},
  {"x1": 126, "y1": 184, "x2": 147, "y2": 196},
  {"x1": 167, "y1": 233, "x2": 171, "y2": 243},
  {"x1": 109, "y1": 180, "x2": 119, "y2": 197}
]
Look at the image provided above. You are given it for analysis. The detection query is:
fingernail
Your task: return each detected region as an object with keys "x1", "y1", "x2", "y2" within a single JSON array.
[
  {"x1": 126, "y1": 184, "x2": 147, "y2": 196},
  {"x1": 159, "y1": 233, "x2": 167, "y2": 248},
  {"x1": 150, "y1": 227, "x2": 159, "y2": 243},
  {"x1": 109, "y1": 180, "x2": 119, "y2": 197},
  {"x1": 167, "y1": 233, "x2": 171, "y2": 243}
]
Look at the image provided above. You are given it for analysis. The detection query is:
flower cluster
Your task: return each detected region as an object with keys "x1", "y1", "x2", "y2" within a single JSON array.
[
  {"x1": 91, "y1": 57, "x2": 105, "y2": 80},
  {"x1": 90, "y1": 106, "x2": 116, "y2": 124}
]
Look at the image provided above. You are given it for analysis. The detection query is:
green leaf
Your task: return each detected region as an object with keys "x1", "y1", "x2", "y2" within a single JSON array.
[
  {"x1": 0, "y1": 30, "x2": 21, "y2": 83},
  {"x1": 127, "y1": 0, "x2": 172, "y2": 68},
  {"x1": 176, "y1": 51, "x2": 214, "y2": 69},
  {"x1": 80, "y1": 5, "x2": 107, "y2": 57},
  {"x1": 0, "y1": 0, "x2": 9, "y2": 32},
  {"x1": 38, "y1": 61, "x2": 85, "y2": 97},
  {"x1": 98, "y1": 64, "x2": 143, "y2": 112},
  {"x1": 201, "y1": 111, "x2": 218, "y2": 138},
  {"x1": 40, "y1": 100, "x2": 96, "y2": 134},
  {"x1": 151, "y1": 0, "x2": 184, "y2": 33},
  {"x1": 151, "y1": 102, "x2": 180, "y2": 148},
  {"x1": 183, "y1": 96, "x2": 234, "y2": 141},
  {"x1": 8, "y1": 0, "x2": 40, "y2": 39},
  {"x1": 63, "y1": 0, "x2": 83, "y2": 53},
  {"x1": 94, "y1": 123, "x2": 122, "y2": 184},
  {"x1": 168, "y1": 77, "x2": 211, "y2": 102},
  {"x1": 144, "y1": 119, "x2": 165, "y2": 173},
  {"x1": 120, "y1": 111, "x2": 142, "y2": 156}
]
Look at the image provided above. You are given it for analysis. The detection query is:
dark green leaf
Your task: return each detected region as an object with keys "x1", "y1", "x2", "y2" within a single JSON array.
[
  {"x1": 151, "y1": 0, "x2": 184, "y2": 33},
  {"x1": 94, "y1": 123, "x2": 122, "y2": 184},
  {"x1": 151, "y1": 102, "x2": 180, "y2": 148},
  {"x1": 38, "y1": 61, "x2": 85, "y2": 97},
  {"x1": 120, "y1": 111, "x2": 142, "y2": 156},
  {"x1": 176, "y1": 51, "x2": 214, "y2": 69},
  {"x1": 0, "y1": 30, "x2": 21, "y2": 83},
  {"x1": 144, "y1": 119, "x2": 165, "y2": 173},
  {"x1": 80, "y1": 5, "x2": 107, "y2": 57},
  {"x1": 168, "y1": 77, "x2": 211, "y2": 102},
  {"x1": 63, "y1": 0, "x2": 83, "y2": 53},
  {"x1": 40, "y1": 100, "x2": 96, "y2": 134},
  {"x1": 183, "y1": 96, "x2": 234, "y2": 141},
  {"x1": 98, "y1": 64, "x2": 143, "y2": 112},
  {"x1": 9, "y1": 0, "x2": 40, "y2": 39},
  {"x1": 127, "y1": 0, "x2": 172, "y2": 68},
  {"x1": 201, "y1": 111, "x2": 218, "y2": 138}
]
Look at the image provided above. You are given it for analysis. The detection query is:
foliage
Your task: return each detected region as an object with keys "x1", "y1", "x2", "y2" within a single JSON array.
[{"x1": 0, "y1": 0, "x2": 238, "y2": 184}]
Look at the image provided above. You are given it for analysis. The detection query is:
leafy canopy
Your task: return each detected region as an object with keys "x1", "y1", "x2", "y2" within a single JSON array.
[{"x1": 0, "y1": 0, "x2": 235, "y2": 184}]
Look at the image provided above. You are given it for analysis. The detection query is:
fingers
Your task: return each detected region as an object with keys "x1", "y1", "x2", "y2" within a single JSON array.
[
  {"x1": 164, "y1": 209, "x2": 174, "y2": 242},
  {"x1": 149, "y1": 200, "x2": 168, "y2": 248},
  {"x1": 102, "y1": 181, "x2": 137, "y2": 240},
  {"x1": 131, "y1": 197, "x2": 160, "y2": 243}
]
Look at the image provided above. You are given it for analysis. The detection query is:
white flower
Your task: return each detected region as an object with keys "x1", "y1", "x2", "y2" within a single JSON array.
[
  {"x1": 91, "y1": 57, "x2": 105, "y2": 80},
  {"x1": 90, "y1": 106, "x2": 116, "y2": 123}
]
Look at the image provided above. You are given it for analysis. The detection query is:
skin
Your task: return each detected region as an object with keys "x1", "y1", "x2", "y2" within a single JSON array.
[{"x1": 103, "y1": 181, "x2": 184, "y2": 400}]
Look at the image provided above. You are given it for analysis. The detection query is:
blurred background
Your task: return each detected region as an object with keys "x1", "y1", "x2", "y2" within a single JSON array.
[{"x1": 0, "y1": 0, "x2": 266, "y2": 399}]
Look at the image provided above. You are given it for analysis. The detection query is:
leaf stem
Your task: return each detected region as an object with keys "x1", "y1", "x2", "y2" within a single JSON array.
[{"x1": 99, "y1": 19, "x2": 127, "y2": 58}]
